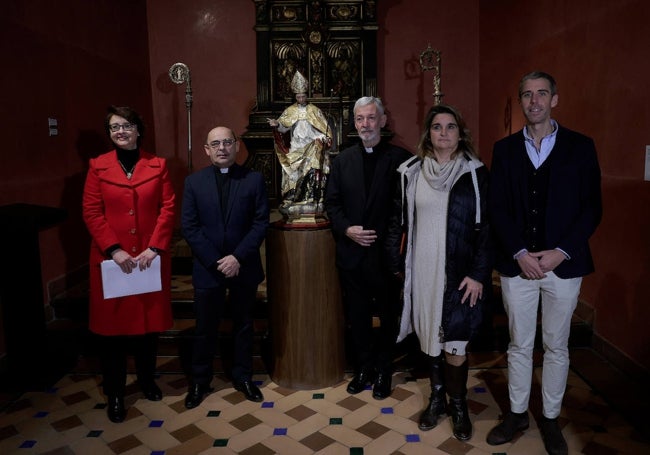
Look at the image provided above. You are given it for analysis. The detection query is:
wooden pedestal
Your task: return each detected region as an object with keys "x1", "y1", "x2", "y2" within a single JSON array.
[{"x1": 266, "y1": 225, "x2": 344, "y2": 389}]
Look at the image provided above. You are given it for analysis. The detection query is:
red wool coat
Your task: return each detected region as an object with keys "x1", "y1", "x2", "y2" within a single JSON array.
[{"x1": 82, "y1": 150, "x2": 176, "y2": 335}]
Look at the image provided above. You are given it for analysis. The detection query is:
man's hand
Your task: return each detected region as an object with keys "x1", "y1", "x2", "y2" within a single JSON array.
[
  {"x1": 529, "y1": 249, "x2": 565, "y2": 273},
  {"x1": 345, "y1": 225, "x2": 377, "y2": 247},
  {"x1": 517, "y1": 252, "x2": 546, "y2": 280},
  {"x1": 217, "y1": 255, "x2": 241, "y2": 278}
]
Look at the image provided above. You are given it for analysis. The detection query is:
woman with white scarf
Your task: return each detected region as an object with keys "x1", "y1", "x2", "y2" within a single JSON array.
[{"x1": 386, "y1": 104, "x2": 492, "y2": 441}]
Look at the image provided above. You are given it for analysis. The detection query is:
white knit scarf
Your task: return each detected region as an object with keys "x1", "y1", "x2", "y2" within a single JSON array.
[{"x1": 421, "y1": 154, "x2": 467, "y2": 193}]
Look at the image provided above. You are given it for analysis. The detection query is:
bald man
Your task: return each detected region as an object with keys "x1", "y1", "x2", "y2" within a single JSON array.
[{"x1": 182, "y1": 126, "x2": 270, "y2": 406}]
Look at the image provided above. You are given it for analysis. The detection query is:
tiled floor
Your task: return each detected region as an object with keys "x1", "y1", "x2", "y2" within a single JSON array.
[
  {"x1": 4, "y1": 245, "x2": 648, "y2": 454},
  {"x1": 1, "y1": 350, "x2": 649, "y2": 454}
]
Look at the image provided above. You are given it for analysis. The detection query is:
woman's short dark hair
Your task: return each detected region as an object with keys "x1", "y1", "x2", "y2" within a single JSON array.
[
  {"x1": 104, "y1": 105, "x2": 145, "y2": 145},
  {"x1": 416, "y1": 104, "x2": 477, "y2": 159}
]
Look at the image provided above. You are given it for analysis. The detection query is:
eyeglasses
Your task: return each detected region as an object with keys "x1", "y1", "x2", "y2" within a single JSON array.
[
  {"x1": 109, "y1": 123, "x2": 137, "y2": 132},
  {"x1": 207, "y1": 139, "x2": 237, "y2": 149}
]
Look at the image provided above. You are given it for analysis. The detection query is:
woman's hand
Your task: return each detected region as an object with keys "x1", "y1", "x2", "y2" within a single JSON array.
[
  {"x1": 111, "y1": 249, "x2": 137, "y2": 274},
  {"x1": 134, "y1": 248, "x2": 158, "y2": 271},
  {"x1": 459, "y1": 276, "x2": 483, "y2": 307}
]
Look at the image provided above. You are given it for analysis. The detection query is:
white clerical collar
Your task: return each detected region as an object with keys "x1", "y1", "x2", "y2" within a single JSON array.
[
  {"x1": 364, "y1": 147, "x2": 374, "y2": 154},
  {"x1": 219, "y1": 167, "x2": 229, "y2": 174}
]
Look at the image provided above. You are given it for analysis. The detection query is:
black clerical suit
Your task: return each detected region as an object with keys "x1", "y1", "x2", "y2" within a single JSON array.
[
  {"x1": 181, "y1": 163, "x2": 269, "y2": 385},
  {"x1": 325, "y1": 140, "x2": 412, "y2": 375}
]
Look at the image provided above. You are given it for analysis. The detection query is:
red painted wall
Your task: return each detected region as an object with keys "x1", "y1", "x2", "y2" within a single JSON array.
[
  {"x1": 146, "y1": 0, "x2": 259, "y2": 211},
  {"x1": 376, "y1": 1, "x2": 480, "y2": 153},
  {"x1": 1, "y1": 0, "x2": 154, "y2": 304},
  {"x1": 479, "y1": 0, "x2": 650, "y2": 370}
]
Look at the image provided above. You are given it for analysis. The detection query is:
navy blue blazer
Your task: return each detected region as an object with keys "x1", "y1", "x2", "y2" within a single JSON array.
[
  {"x1": 489, "y1": 125, "x2": 602, "y2": 279},
  {"x1": 181, "y1": 163, "x2": 269, "y2": 288},
  {"x1": 325, "y1": 140, "x2": 412, "y2": 271}
]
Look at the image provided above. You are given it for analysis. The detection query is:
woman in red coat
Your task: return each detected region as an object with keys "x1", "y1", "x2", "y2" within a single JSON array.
[{"x1": 82, "y1": 106, "x2": 175, "y2": 423}]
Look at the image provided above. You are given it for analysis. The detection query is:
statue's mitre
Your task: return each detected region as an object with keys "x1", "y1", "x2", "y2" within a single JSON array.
[{"x1": 291, "y1": 71, "x2": 309, "y2": 94}]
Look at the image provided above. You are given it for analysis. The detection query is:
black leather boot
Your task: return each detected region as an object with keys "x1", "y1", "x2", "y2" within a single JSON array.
[
  {"x1": 418, "y1": 355, "x2": 447, "y2": 431},
  {"x1": 445, "y1": 361, "x2": 472, "y2": 441}
]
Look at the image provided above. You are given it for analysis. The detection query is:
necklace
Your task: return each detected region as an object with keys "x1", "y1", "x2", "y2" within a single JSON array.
[{"x1": 119, "y1": 161, "x2": 136, "y2": 180}]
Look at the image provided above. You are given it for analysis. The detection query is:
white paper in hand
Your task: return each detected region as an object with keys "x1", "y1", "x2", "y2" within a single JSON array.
[{"x1": 100, "y1": 256, "x2": 162, "y2": 299}]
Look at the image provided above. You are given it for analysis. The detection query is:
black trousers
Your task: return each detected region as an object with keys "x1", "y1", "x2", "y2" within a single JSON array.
[
  {"x1": 99, "y1": 332, "x2": 159, "y2": 396},
  {"x1": 191, "y1": 283, "x2": 257, "y2": 385},
  {"x1": 338, "y1": 260, "x2": 401, "y2": 375}
]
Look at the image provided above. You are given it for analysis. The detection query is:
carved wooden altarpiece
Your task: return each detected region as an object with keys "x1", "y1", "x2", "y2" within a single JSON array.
[{"x1": 243, "y1": 0, "x2": 379, "y2": 207}]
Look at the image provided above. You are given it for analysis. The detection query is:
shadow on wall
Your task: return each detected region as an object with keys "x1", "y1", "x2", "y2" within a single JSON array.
[
  {"x1": 403, "y1": 52, "x2": 426, "y2": 137},
  {"x1": 55, "y1": 130, "x2": 108, "y2": 297}
]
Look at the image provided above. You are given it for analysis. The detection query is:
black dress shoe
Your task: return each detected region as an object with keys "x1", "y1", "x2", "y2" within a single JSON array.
[
  {"x1": 372, "y1": 372, "x2": 392, "y2": 400},
  {"x1": 184, "y1": 383, "x2": 214, "y2": 409},
  {"x1": 141, "y1": 382, "x2": 163, "y2": 401},
  {"x1": 486, "y1": 411, "x2": 529, "y2": 445},
  {"x1": 539, "y1": 417, "x2": 568, "y2": 455},
  {"x1": 347, "y1": 370, "x2": 376, "y2": 394},
  {"x1": 107, "y1": 395, "x2": 126, "y2": 423},
  {"x1": 234, "y1": 379, "x2": 264, "y2": 402}
]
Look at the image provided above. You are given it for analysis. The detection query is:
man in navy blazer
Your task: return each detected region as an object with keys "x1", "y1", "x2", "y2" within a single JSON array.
[
  {"x1": 325, "y1": 96, "x2": 412, "y2": 400},
  {"x1": 182, "y1": 126, "x2": 269, "y2": 407},
  {"x1": 487, "y1": 72, "x2": 602, "y2": 455}
]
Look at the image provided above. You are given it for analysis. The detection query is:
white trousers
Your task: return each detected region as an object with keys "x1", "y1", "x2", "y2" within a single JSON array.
[{"x1": 500, "y1": 272, "x2": 582, "y2": 418}]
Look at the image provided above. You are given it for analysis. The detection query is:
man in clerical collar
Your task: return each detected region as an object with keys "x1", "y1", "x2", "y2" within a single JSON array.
[
  {"x1": 181, "y1": 126, "x2": 270, "y2": 407},
  {"x1": 325, "y1": 96, "x2": 412, "y2": 400}
]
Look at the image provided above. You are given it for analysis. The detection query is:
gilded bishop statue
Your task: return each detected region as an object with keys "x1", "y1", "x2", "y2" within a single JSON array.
[{"x1": 267, "y1": 71, "x2": 332, "y2": 223}]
